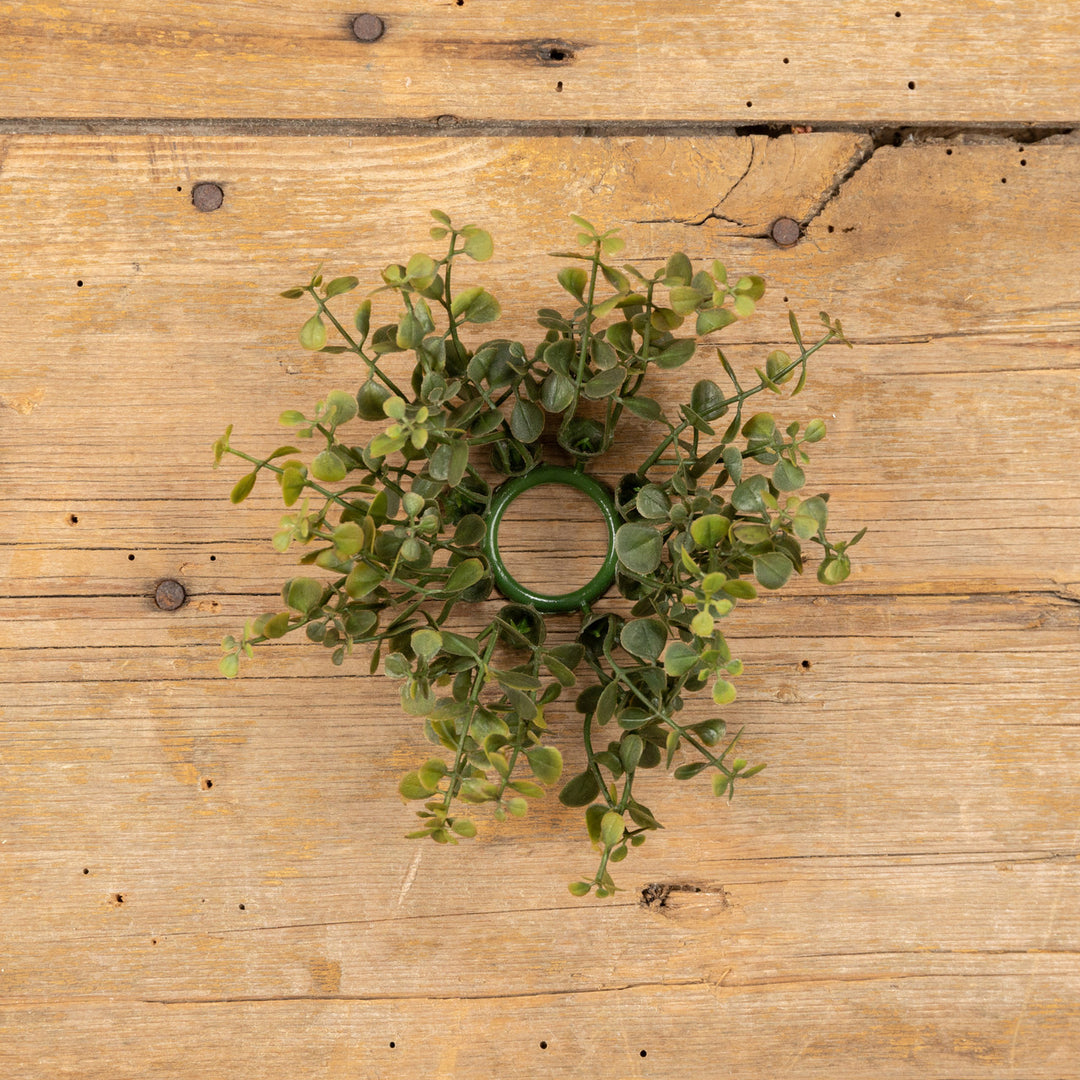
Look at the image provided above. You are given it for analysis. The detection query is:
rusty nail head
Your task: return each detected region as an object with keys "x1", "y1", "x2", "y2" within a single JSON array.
[
  {"x1": 352, "y1": 13, "x2": 385, "y2": 41},
  {"x1": 771, "y1": 217, "x2": 801, "y2": 248},
  {"x1": 155, "y1": 579, "x2": 187, "y2": 611},
  {"x1": 192, "y1": 183, "x2": 224, "y2": 213}
]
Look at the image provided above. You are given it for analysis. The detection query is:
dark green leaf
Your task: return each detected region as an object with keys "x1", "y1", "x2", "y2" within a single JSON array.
[
  {"x1": 615, "y1": 523, "x2": 663, "y2": 575},
  {"x1": 754, "y1": 551, "x2": 794, "y2": 590},
  {"x1": 510, "y1": 398, "x2": 545, "y2": 442},
  {"x1": 558, "y1": 769, "x2": 600, "y2": 807},
  {"x1": 620, "y1": 618, "x2": 667, "y2": 662}
]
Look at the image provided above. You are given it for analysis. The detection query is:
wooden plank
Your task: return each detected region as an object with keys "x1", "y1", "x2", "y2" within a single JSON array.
[
  {"x1": 2, "y1": 1, "x2": 1079, "y2": 124},
  {"x1": 2, "y1": 134, "x2": 1079, "y2": 1076}
]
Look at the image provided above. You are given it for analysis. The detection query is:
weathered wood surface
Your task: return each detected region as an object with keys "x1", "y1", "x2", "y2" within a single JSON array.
[
  {"x1": 2, "y1": 134, "x2": 1079, "y2": 1078},
  {"x1": 2, "y1": 1, "x2": 1080, "y2": 125}
]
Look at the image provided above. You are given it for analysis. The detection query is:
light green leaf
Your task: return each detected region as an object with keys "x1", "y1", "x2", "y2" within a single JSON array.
[
  {"x1": 324, "y1": 275, "x2": 359, "y2": 298},
  {"x1": 600, "y1": 811, "x2": 625, "y2": 847},
  {"x1": 310, "y1": 450, "x2": 347, "y2": 483},
  {"x1": 345, "y1": 562, "x2": 383, "y2": 598},
  {"x1": 230, "y1": 472, "x2": 257, "y2": 504},
  {"x1": 411, "y1": 628, "x2": 443, "y2": 663},
  {"x1": 712, "y1": 678, "x2": 737, "y2": 705},
  {"x1": 462, "y1": 227, "x2": 494, "y2": 261},
  {"x1": 525, "y1": 745, "x2": 563, "y2": 785},
  {"x1": 690, "y1": 514, "x2": 729, "y2": 548},
  {"x1": 284, "y1": 577, "x2": 324, "y2": 614},
  {"x1": 663, "y1": 641, "x2": 700, "y2": 677},
  {"x1": 445, "y1": 557, "x2": 485, "y2": 593},
  {"x1": 299, "y1": 313, "x2": 327, "y2": 350}
]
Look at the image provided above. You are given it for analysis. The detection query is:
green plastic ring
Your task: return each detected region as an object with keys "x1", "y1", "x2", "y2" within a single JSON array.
[{"x1": 482, "y1": 465, "x2": 619, "y2": 613}]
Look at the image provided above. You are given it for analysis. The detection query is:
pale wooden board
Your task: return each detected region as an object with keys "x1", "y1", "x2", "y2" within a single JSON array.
[
  {"x1": 2, "y1": 135, "x2": 1079, "y2": 1077},
  {"x1": 2, "y1": 1, "x2": 1079, "y2": 124}
]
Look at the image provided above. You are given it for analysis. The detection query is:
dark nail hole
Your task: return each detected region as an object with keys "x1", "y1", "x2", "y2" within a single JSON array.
[
  {"x1": 746, "y1": 100, "x2": 753, "y2": 107},
  {"x1": 239, "y1": 903, "x2": 245, "y2": 910},
  {"x1": 456, "y1": 0, "x2": 464, "y2": 5},
  {"x1": 827, "y1": 225, "x2": 835, "y2": 233},
  {"x1": 128, "y1": 553, "x2": 135, "y2": 561},
  {"x1": 640, "y1": 1050, "x2": 648, "y2": 1058},
  {"x1": 389, "y1": 1041, "x2": 396, "y2": 1049},
  {"x1": 801, "y1": 659, "x2": 812, "y2": 669},
  {"x1": 555, "y1": 81, "x2": 563, "y2": 92},
  {"x1": 82, "y1": 867, "x2": 90, "y2": 875},
  {"x1": 152, "y1": 938, "x2": 158, "y2": 944},
  {"x1": 202, "y1": 778, "x2": 213, "y2": 790},
  {"x1": 1020, "y1": 159, "x2": 1027, "y2": 166},
  {"x1": 782, "y1": 57, "x2": 789, "y2": 63},
  {"x1": 154, "y1": 579, "x2": 187, "y2": 611},
  {"x1": 907, "y1": 80, "x2": 916, "y2": 89},
  {"x1": 191, "y1": 182, "x2": 224, "y2": 212},
  {"x1": 946, "y1": 148, "x2": 953, "y2": 155},
  {"x1": 783, "y1": 296, "x2": 789, "y2": 303},
  {"x1": 351, "y1": 13, "x2": 386, "y2": 42},
  {"x1": 540, "y1": 1041, "x2": 548, "y2": 1049},
  {"x1": 548, "y1": 48, "x2": 566, "y2": 60},
  {"x1": 1001, "y1": 177, "x2": 1007, "y2": 183},
  {"x1": 895, "y1": 10, "x2": 901, "y2": 15},
  {"x1": 210, "y1": 554, "x2": 217, "y2": 561},
  {"x1": 68, "y1": 514, "x2": 79, "y2": 525},
  {"x1": 114, "y1": 893, "x2": 124, "y2": 904},
  {"x1": 76, "y1": 280, "x2": 83, "y2": 287}
]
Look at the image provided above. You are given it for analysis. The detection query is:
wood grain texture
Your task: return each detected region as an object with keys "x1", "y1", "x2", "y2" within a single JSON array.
[
  {"x1": 2, "y1": 1, "x2": 1080, "y2": 124},
  {"x1": 2, "y1": 134, "x2": 1079, "y2": 1078}
]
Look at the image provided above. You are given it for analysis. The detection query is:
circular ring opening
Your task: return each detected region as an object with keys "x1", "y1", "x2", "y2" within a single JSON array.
[{"x1": 483, "y1": 465, "x2": 618, "y2": 613}]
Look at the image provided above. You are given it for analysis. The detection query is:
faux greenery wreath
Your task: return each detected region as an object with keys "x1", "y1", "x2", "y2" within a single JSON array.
[{"x1": 214, "y1": 211, "x2": 863, "y2": 897}]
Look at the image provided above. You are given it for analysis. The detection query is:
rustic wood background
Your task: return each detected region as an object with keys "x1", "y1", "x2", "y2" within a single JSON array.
[{"x1": 2, "y1": 3, "x2": 1078, "y2": 1077}]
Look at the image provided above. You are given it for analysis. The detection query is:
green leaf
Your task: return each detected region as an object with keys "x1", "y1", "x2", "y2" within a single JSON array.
[
  {"x1": 673, "y1": 761, "x2": 710, "y2": 781},
  {"x1": 804, "y1": 418, "x2": 827, "y2": 443},
  {"x1": 406, "y1": 252, "x2": 437, "y2": 283},
  {"x1": 462, "y1": 227, "x2": 494, "y2": 261},
  {"x1": 453, "y1": 515, "x2": 486, "y2": 547},
  {"x1": 620, "y1": 618, "x2": 667, "y2": 662},
  {"x1": 445, "y1": 557, "x2": 485, "y2": 593},
  {"x1": 525, "y1": 745, "x2": 563, "y2": 786},
  {"x1": 430, "y1": 209, "x2": 452, "y2": 226},
  {"x1": 219, "y1": 652, "x2": 240, "y2": 678},
  {"x1": 655, "y1": 339, "x2": 696, "y2": 369},
  {"x1": 284, "y1": 577, "x2": 324, "y2": 614},
  {"x1": 299, "y1": 313, "x2": 327, "y2": 350},
  {"x1": 510, "y1": 398, "x2": 545, "y2": 443},
  {"x1": 773, "y1": 461, "x2": 806, "y2": 491},
  {"x1": 734, "y1": 274, "x2": 766, "y2": 300},
  {"x1": 559, "y1": 770, "x2": 600, "y2": 807},
  {"x1": 399, "y1": 770, "x2": 435, "y2": 800},
  {"x1": 754, "y1": 551, "x2": 794, "y2": 590},
  {"x1": 310, "y1": 450, "x2": 347, "y2": 483},
  {"x1": 619, "y1": 734, "x2": 644, "y2": 773},
  {"x1": 600, "y1": 811, "x2": 625, "y2": 848},
  {"x1": 818, "y1": 555, "x2": 851, "y2": 585},
  {"x1": 721, "y1": 445, "x2": 743, "y2": 484},
  {"x1": 583, "y1": 367, "x2": 626, "y2": 400},
  {"x1": 663, "y1": 641, "x2": 700, "y2": 677},
  {"x1": 690, "y1": 514, "x2": 729, "y2": 548},
  {"x1": 558, "y1": 266, "x2": 588, "y2": 301},
  {"x1": 324, "y1": 275, "x2": 359, "y2": 298},
  {"x1": 261, "y1": 612, "x2": 291, "y2": 639},
  {"x1": 230, "y1": 472, "x2": 257, "y2": 504},
  {"x1": 664, "y1": 252, "x2": 693, "y2": 286},
  {"x1": 354, "y1": 299, "x2": 372, "y2": 341},
  {"x1": 621, "y1": 396, "x2": 662, "y2": 420},
  {"x1": 541, "y1": 371, "x2": 575, "y2": 414},
  {"x1": 615, "y1": 523, "x2": 663, "y2": 575},
  {"x1": 733, "y1": 294, "x2": 755, "y2": 318},
  {"x1": 450, "y1": 286, "x2": 501, "y2": 324},
  {"x1": 411, "y1": 628, "x2": 443, "y2": 663},
  {"x1": 345, "y1": 562, "x2": 383, "y2": 598},
  {"x1": 635, "y1": 484, "x2": 670, "y2": 520},
  {"x1": 696, "y1": 307, "x2": 737, "y2": 335},
  {"x1": 568, "y1": 881, "x2": 592, "y2": 897},
  {"x1": 712, "y1": 678, "x2": 737, "y2": 705},
  {"x1": 721, "y1": 578, "x2": 758, "y2": 599}
]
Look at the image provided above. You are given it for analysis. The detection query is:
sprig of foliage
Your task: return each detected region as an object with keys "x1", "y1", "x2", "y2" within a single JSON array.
[{"x1": 214, "y1": 212, "x2": 863, "y2": 897}]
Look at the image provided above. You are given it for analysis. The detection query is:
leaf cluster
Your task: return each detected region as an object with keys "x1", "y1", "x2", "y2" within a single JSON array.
[{"x1": 214, "y1": 212, "x2": 863, "y2": 896}]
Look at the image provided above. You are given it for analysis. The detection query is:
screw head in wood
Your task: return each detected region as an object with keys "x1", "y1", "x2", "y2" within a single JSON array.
[
  {"x1": 352, "y1": 13, "x2": 385, "y2": 41},
  {"x1": 770, "y1": 217, "x2": 801, "y2": 248},
  {"x1": 191, "y1": 183, "x2": 224, "y2": 213},
  {"x1": 154, "y1": 579, "x2": 187, "y2": 611}
]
